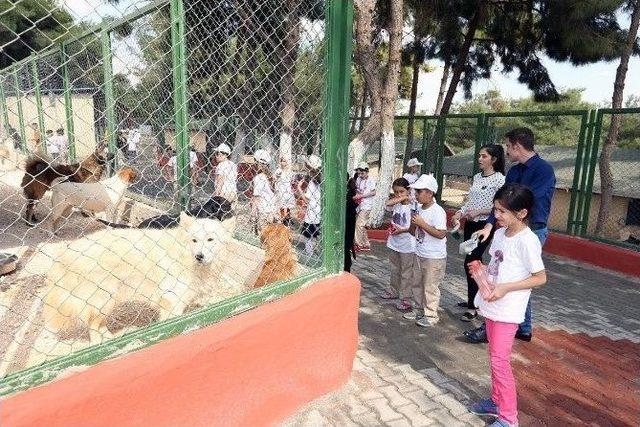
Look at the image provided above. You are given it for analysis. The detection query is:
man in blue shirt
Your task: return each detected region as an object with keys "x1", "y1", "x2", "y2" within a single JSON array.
[{"x1": 464, "y1": 127, "x2": 556, "y2": 344}]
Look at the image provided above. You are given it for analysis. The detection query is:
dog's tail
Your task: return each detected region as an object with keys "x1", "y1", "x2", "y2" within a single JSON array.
[
  {"x1": 96, "y1": 218, "x2": 133, "y2": 229},
  {"x1": 24, "y1": 156, "x2": 75, "y2": 176}
]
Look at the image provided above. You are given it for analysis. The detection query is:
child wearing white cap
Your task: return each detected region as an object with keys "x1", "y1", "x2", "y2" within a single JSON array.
[
  {"x1": 404, "y1": 174, "x2": 448, "y2": 327},
  {"x1": 214, "y1": 143, "x2": 238, "y2": 204},
  {"x1": 354, "y1": 161, "x2": 376, "y2": 252},
  {"x1": 298, "y1": 154, "x2": 322, "y2": 255},
  {"x1": 251, "y1": 149, "x2": 277, "y2": 233},
  {"x1": 403, "y1": 158, "x2": 423, "y2": 184}
]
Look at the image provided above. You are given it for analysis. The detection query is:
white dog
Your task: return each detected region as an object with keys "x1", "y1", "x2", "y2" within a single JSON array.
[
  {"x1": 42, "y1": 213, "x2": 237, "y2": 342},
  {"x1": 49, "y1": 166, "x2": 137, "y2": 233}
]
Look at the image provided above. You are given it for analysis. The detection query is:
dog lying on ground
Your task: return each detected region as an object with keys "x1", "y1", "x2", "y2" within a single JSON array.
[
  {"x1": 21, "y1": 146, "x2": 114, "y2": 224},
  {"x1": 50, "y1": 166, "x2": 137, "y2": 233},
  {"x1": 254, "y1": 222, "x2": 298, "y2": 288},
  {"x1": 42, "y1": 213, "x2": 238, "y2": 342}
]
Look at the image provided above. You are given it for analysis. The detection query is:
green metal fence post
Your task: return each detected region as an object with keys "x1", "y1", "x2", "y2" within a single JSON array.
[
  {"x1": 101, "y1": 28, "x2": 117, "y2": 171},
  {"x1": 434, "y1": 116, "x2": 446, "y2": 202},
  {"x1": 30, "y1": 55, "x2": 46, "y2": 154},
  {"x1": 580, "y1": 109, "x2": 604, "y2": 236},
  {"x1": 170, "y1": 0, "x2": 190, "y2": 209},
  {"x1": 323, "y1": 0, "x2": 354, "y2": 273},
  {"x1": 566, "y1": 110, "x2": 590, "y2": 235},
  {"x1": 0, "y1": 78, "x2": 10, "y2": 137},
  {"x1": 60, "y1": 44, "x2": 76, "y2": 162},
  {"x1": 472, "y1": 113, "x2": 485, "y2": 175},
  {"x1": 13, "y1": 68, "x2": 27, "y2": 152},
  {"x1": 420, "y1": 118, "x2": 429, "y2": 174}
]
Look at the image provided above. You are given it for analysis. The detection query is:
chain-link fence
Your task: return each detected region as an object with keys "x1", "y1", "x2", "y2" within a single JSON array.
[{"x1": 0, "y1": 0, "x2": 352, "y2": 394}]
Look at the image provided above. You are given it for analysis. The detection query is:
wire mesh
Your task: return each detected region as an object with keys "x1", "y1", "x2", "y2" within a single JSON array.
[
  {"x1": 584, "y1": 112, "x2": 640, "y2": 246},
  {"x1": 0, "y1": 0, "x2": 330, "y2": 384}
]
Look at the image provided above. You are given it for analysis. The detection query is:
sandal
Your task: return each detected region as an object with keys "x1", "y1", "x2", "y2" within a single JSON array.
[{"x1": 395, "y1": 299, "x2": 412, "y2": 311}]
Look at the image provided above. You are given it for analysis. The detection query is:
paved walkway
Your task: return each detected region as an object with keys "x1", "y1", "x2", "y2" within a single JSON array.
[{"x1": 285, "y1": 240, "x2": 640, "y2": 426}]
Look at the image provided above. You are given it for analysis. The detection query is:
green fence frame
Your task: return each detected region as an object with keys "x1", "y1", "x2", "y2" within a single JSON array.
[
  {"x1": 0, "y1": 0, "x2": 354, "y2": 396},
  {"x1": 13, "y1": 68, "x2": 27, "y2": 153},
  {"x1": 30, "y1": 55, "x2": 46, "y2": 154},
  {"x1": 60, "y1": 44, "x2": 76, "y2": 162}
]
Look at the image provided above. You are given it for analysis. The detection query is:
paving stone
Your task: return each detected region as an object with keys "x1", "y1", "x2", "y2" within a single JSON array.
[
  {"x1": 379, "y1": 385, "x2": 413, "y2": 407},
  {"x1": 405, "y1": 390, "x2": 444, "y2": 413},
  {"x1": 368, "y1": 397, "x2": 405, "y2": 423},
  {"x1": 397, "y1": 404, "x2": 437, "y2": 427},
  {"x1": 433, "y1": 393, "x2": 469, "y2": 416}
]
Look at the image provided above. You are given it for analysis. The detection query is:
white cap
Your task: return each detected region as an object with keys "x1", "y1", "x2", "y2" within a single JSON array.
[
  {"x1": 215, "y1": 143, "x2": 231, "y2": 155},
  {"x1": 306, "y1": 154, "x2": 322, "y2": 169},
  {"x1": 254, "y1": 149, "x2": 271, "y2": 164},
  {"x1": 406, "y1": 158, "x2": 423, "y2": 167},
  {"x1": 409, "y1": 174, "x2": 438, "y2": 193},
  {"x1": 356, "y1": 161, "x2": 369, "y2": 171}
]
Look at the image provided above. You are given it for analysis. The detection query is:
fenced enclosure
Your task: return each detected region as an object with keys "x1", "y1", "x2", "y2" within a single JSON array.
[
  {"x1": 0, "y1": 0, "x2": 352, "y2": 395},
  {"x1": 353, "y1": 108, "x2": 640, "y2": 249}
]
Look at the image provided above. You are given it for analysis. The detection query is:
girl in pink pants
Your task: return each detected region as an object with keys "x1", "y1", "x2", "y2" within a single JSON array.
[{"x1": 468, "y1": 183, "x2": 547, "y2": 427}]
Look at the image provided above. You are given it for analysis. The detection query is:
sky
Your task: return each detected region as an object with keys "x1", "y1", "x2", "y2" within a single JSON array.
[{"x1": 62, "y1": 0, "x2": 640, "y2": 112}]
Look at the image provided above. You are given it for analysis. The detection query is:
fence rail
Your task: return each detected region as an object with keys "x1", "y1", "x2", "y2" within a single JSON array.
[{"x1": 352, "y1": 109, "x2": 640, "y2": 250}]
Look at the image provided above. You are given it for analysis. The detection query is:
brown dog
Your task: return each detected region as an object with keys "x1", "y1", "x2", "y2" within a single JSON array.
[
  {"x1": 254, "y1": 223, "x2": 298, "y2": 288},
  {"x1": 21, "y1": 146, "x2": 114, "y2": 224}
]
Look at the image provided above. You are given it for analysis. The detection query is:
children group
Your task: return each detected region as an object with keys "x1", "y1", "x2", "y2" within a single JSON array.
[{"x1": 350, "y1": 127, "x2": 555, "y2": 427}]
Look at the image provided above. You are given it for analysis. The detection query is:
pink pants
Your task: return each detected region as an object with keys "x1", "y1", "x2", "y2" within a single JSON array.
[{"x1": 486, "y1": 319, "x2": 519, "y2": 425}]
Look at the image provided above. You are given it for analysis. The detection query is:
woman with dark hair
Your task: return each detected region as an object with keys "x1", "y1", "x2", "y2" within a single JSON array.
[
  {"x1": 344, "y1": 173, "x2": 358, "y2": 272},
  {"x1": 453, "y1": 144, "x2": 505, "y2": 321}
]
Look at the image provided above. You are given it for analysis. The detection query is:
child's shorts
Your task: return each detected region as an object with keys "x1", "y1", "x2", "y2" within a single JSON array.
[{"x1": 302, "y1": 222, "x2": 320, "y2": 238}]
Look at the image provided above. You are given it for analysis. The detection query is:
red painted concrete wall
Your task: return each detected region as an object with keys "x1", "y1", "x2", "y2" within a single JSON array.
[{"x1": 2, "y1": 274, "x2": 361, "y2": 427}]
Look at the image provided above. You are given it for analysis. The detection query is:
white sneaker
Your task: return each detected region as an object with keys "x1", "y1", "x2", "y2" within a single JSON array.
[
  {"x1": 403, "y1": 310, "x2": 424, "y2": 321},
  {"x1": 416, "y1": 317, "x2": 435, "y2": 328}
]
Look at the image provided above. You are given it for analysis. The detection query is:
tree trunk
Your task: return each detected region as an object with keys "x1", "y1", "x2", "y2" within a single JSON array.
[
  {"x1": 439, "y1": 2, "x2": 485, "y2": 115},
  {"x1": 594, "y1": 0, "x2": 640, "y2": 236},
  {"x1": 278, "y1": 0, "x2": 300, "y2": 166},
  {"x1": 358, "y1": 81, "x2": 368, "y2": 132},
  {"x1": 402, "y1": 40, "x2": 421, "y2": 172},
  {"x1": 434, "y1": 60, "x2": 450, "y2": 114},
  {"x1": 366, "y1": 0, "x2": 404, "y2": 227}
]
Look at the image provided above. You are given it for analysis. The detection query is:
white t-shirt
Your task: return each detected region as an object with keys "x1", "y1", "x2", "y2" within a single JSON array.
[
  {"x1": 252, "y1": 173, "x2": 277, "y2": 217},
  {"x1": 356, "y1": 176, "x2": 376, "y2": 211},
  {"x1": 275, "y1": 168, "x2": 295, "y2": 209},
  {"x1": 215, "y1": 159, "x2": 238, "y2": 201},
  {"x1": 403, "y1": 172, "x2": 419, "y2": 184},
  {"x1": 475, "y1": 227, "x2": 544, "y2": 324},
  {"x1": 386, "y1": 203, "x2": 415, "y2": 253},
  {"x1": 461, "y1": 172, "x2": 505, "y2": 221},
  {"x1": 168, "y1": 152, "x2": 197, "y2": 180},
  {"x1": 46, "y1": 136, "x2": 59, "y2": 155},
  {"x1": 304, "y1": 180, "x2": 321, "y2": 224},
  {"x1": 127, "y1": 130, "x2": 141, "y2": 151},
  {"x1": 414, "y1": 202, "x2": 447, "y2": 259}
]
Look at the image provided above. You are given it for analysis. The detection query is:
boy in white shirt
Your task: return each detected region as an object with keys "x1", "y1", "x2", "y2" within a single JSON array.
[
  {"x1": 213, "y1": 143, "x2": 238, "y2": 204},
  {"x1": 403, "y1": 158, "x2": 422, "y2": 184},
  {"x1": 251, "y1": 149, "x2": 277, "y2": 233},
  {"x1": 404, "y1": 174, "x2": 447, "y2": 327},
  {"x1": 127, "y1": 127, "x2": 141, "y2": 160},
  {"x1": 354, "y1": 161, "x2": 376, "y2": 252}
]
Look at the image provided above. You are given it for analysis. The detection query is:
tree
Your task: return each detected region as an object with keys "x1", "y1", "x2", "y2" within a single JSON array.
[
  {"x1": 425, "y1": 0, "x2": 632, "y2": 115},
  {"x1": 0, "y1": 0, "x2": 76, "y2": 69},
  {"x1": 350, "y1": 0, "x2": 404, "y2": 226},
  {"x1": 595, "y1": 0, "x2": 640, "y2": 236}
]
